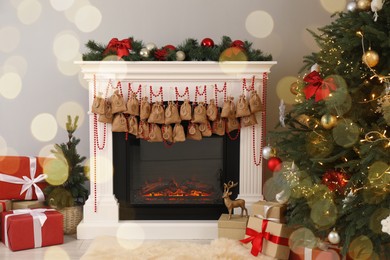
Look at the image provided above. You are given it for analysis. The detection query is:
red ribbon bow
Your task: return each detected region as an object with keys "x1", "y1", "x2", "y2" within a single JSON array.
[
  {"x1": 303, "y1": 71, "x2": 337, "y2": 102},
  {"x1": 240, "y1": 219, "x2": 289, "y2": 256},
  {"x1": 104, "y1": 38, "x2": 131, "y2": 59}
]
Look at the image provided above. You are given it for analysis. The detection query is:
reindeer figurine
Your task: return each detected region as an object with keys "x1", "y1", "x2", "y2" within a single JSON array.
[{"x1": 222, "y1": 181, "x2": 248, "y2": 220}]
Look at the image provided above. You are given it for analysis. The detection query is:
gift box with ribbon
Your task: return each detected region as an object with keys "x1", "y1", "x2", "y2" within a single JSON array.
[
  {"x1": 289, "y1": 246, "x2": 347, "y2": 260},
  {"x1": 0, "y1": 200, "x2": 12, "y2": 212},
  {"x1": 0, "y1": 156, "x2": 48, "y2": 201},
  {"x1": 241, "y1": 216, "x2": 292, "y2": 259},
  {"x1": 218, "y1": 214, "x2": 248, "y2": 240},
  {"x1": 252, "y1": 200, "x2": 286, "y2": 223},
  {"x1": 1, "y1": 208, "x2": 63, "y2": 251}
]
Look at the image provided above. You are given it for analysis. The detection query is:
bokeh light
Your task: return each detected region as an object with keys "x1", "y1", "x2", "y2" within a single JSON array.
[
  {"x1": 50, "y1": 0, "x2": 74, "y2": 11},
  {"x1": 289, "y1": 227, "x2": 317, "y2": 251},
  {"x1": 348, "y1": 235, "x2": 373, "y2": 260},
  {"x1": 31, "y1": 113, "x2": 58, "y2": 142},
  {"x1": 53, "y1": 31, "x2": 80, "y2": 62},
  {"x1": 57, "y1": 54, "x2": 82, "y2": 76},
  {"x1": 310, "y1": 198, "x2": 337, "y2": 228},
  {"x1": 44, "y1": 157, "x2": 69, "y2": 186},
  {"x1": 332, "y1": 119, "x2": 359, "y2": 148},
  {"x1": 78, "y1": 71, "x2": 89, "y2": 90},
  {"x1": 0, "y1": 72, "x2": 22, "y2": 99},
  {"x1": 369, "y1": 208, "x2": 390, "y2": 234},
  {"x1": 0, "y1": 26, "x2": 20, "y2": 53},
  {"x1": 306, "y1": 130, "x2": 334, "y2": 158},
  {"x1": 245, "y1": 10, "x2": 274, "y2": 38},
  {"x1": 74, "y1": 5, "x2": 102, "y2": 32},
  {"x1": 320, "y1": 0, "x2": 346, "y2": 14},
  {"x1": 56, "y1": 101, "x2": 85, "y2": 130},
  {"x1": 0, "y1": 136, "x2": 7, "y2": 155},
  {"x1": 276, "y1": 76, "x2": 299, "y2": 105},
  {"x1": 3, "y1": 56, "x2": 28, "y2": 78},
  {"x1": 64, "y1": 0, "x2": 91, "y2": 24},
  {"x1": 0, "y1": 155, "x2": 21, "y2": 174},
  {"x1": 44, "y1": 246, "x2": 70, "y2": 260},
  {"x1": 17, "y1": 0, "x2": 42, "y2": 25},
  {"x1": 116, "y1": 223, "x2": 145, "y2": 249},
  {"x1": 38, "y1": 144, "x2": 56, "y2": 158}
]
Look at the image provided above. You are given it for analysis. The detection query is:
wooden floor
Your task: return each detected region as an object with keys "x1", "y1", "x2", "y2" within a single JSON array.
[{"x1": 0, "y1": 235, "x2": 93, "y2": 260}]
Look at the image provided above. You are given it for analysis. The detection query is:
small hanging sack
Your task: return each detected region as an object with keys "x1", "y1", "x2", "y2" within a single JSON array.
[
  {"x1": 148, "y1": 101, "x2": 165, "y2": 124},
  {"x1": 180, "y1": 99, "x2": 192, "y2": 121},
  {"x1": 165, "y1": 101, "x2": 181, "y2": 124},
  {"x1": 112, "y1": 113, "x2": 128, "y2": 132},
  {"x1": 206, "y1": 99, "x2": 218, "y2": 122},
  {"x1": 173, "y1": 123, "x2": 186, "y2": 142},
  {"x1": 111, "y1": 90, "x2": 127, "y2": 114},
  {"x1": 126, "y1": 93, "x2": 140, "y2": 116},
  {"x1": 236, "y1": 94, "x2": 251, "y2": 118},
  {"x1": 249, "y1": 90, "x2": 263, "y2": 113},
  {"x1": 91, "y1": 92, "x2": 105, "y2": 114},
  {"x1": 140, "y1": 97, "x2": 151, "y2": 121}
]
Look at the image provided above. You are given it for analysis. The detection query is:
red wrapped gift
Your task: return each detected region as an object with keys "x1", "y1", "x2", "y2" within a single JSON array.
[
  {"x1": 1, "y1": 208, "x2": 63, "y2": 251},
  {"x1": 289, "y1": 246, "x2": 347, "y2": 260},
  {"x1": 0, "y1": 156, "x2": 49, "y2": 201},
  {"x1": 0, "y1": 200, "x2": 12, "y2": 212}
]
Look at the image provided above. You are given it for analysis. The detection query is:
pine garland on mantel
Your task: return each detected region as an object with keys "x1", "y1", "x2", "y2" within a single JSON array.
[{"x1": 82, "y1": 36, "x2": 272, "y2": 62}]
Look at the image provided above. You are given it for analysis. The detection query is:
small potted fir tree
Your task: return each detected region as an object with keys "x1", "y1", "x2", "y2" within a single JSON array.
[{"x1": 44, "y1": 115, "x2": 89, "y2": 235}]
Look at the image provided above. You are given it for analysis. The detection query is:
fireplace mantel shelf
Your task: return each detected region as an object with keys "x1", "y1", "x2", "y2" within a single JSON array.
[{"x1": 77, "y1": 61, "x2": 277, "y2": 240}]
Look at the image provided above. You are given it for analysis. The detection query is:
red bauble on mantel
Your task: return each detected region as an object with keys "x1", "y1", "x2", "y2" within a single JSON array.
[
  {"x1": 231, "y1": 40, "x2": 245, "y2": 49},
  {"x1": 267, "y1": 157, "x2": 283, "y2": 172},
  {"x1": 201, "y1": 38, "x2": 214, "y2": 47}
]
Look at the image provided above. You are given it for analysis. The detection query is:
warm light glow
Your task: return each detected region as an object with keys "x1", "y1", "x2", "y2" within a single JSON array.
[
  {"x1": 50, "y1": 0, "x2": 74, "y2": 11},
  {"x1": 320, "y1": 0, "x2": 346, "y2": 14},
  {"x1": 31, "y1": 113, "x2": 58, "y2": 142},
  {"x1": 0, "y1": 136, "x2": 7, "y2": 155},
  {"x1": 17, "y1": 0, "x2": 42, "y2": 25},
  {"x1": 56, "y1": 101, "x2": 85, "y2": 130},
  {"x1": 53, "y1": 31, "x2": 80, "y2": 61},
  {"x1": 0, "y1": 26, "x2": 20, "y2": 53},
  {"x1": 0, "y1": 72, "x2": 22, "y2": 99},
  {"x1": 38, "y1": 144, "x2": 56, "y2": 158},
  {"x1": 276, "y1": 76, "x2": 299, "y2": 105},
  {"x1": 64, "y1": 0, "x2": 90, "y2": 24},
  {"x1": 43, "y1": 246, "x2": 70, "y2": 260},
  {"x1": 116, "y1": 223, "x2": 145, "y2": 248},
  {"x1": 3, "y1": 56, "x2": 28, "y2": 78},
  {"x1": 44, "y1": 158, "x2": 69, "y2": 186},
  {"x1": 57, "y1": 53, "x2": 82, "y2": 76},
  {"x1": 74, "y1": 5, "x2": 102, "y2": 32},
  {"x1": 245, "y1": 10, "x2": 274, "y2": 38}
]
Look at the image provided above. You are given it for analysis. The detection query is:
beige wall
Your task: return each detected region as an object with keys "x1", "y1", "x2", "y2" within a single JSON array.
[{"x1": 0, "y1": 0, "x2": 340, "y2": 159}]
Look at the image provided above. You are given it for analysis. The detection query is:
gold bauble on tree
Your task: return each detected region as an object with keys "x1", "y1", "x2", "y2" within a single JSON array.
[
  {"x1": 321, "y1": 114, "x2": 337, "y2": 129},
  {"x1": 356, "y1": 0, "x2": 372, "y2": 10},
  {"x1": 290, "y1": 82, "x2": 300, "y2": 95},
  {"x1": 362, "y1": 49, "x2": 379, "y2": 67}
]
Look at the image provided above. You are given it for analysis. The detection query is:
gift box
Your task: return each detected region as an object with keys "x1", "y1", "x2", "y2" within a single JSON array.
[
  {"x1": 241, "y1": 216, "x2": 292, "y2": 259},
  {"x1": 252, "y1": 200, "x2": 286, "y2": 223},
  {"x1": 1, "y1": 208, "x2": 63, "y2": 251},
  {"x1": 12, "y1": 200, "x2": 46, "y2": 210},
  {"x1": 289, "y1": 246, "x2": 347, "y2": 260},
  {"x1": 0, "y1": 200, "x2": 12, "y2": 212},
  {"x1": 0, "y1": 156, "x2": 49, "y2": 201},
  {"x1": 218, "y1": 214, "x2": 248, "y2": 240}
]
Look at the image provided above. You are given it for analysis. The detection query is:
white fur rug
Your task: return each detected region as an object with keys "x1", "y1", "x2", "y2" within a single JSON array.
[{"x1": 80, "y1": 236, "x2": 267, "y2": 260}]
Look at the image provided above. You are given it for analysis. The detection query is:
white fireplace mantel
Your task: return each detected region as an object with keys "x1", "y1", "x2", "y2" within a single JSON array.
[{"x1": 76, "y1": 61, "x2": 276, "y2": 240}]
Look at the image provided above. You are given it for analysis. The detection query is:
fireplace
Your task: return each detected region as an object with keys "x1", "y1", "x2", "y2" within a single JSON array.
[
  {"x1": 113, "y1": 130, "x2": 240, "y2": 220},
  {"x1": 76, "y1": 61, "x2": 276, "y2": 240}
]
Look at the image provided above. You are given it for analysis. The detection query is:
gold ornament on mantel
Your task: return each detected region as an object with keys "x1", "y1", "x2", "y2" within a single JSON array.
[
  {"x1": 356, "y1": 0, "x2": 372, "y2": 11},
  {"x1": 362, "y1": 49, "x2": 379, "y2": 67},
  {"x1": 321, "y1": 114, "x2": 337, "y2": 129}
]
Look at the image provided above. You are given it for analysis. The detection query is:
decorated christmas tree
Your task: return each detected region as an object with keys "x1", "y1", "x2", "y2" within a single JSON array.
[{"x1": 268, "y1": 1, "x2": 390, "y2": 258}]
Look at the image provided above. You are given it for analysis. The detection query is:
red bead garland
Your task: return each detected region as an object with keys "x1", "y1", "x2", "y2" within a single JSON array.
[
  {"x1": 214, "y1": 82, "x2": 227, "y2": 107},
  {"x1": 195, "y1": 85, "x2": 207, "y2": 104},
  {"x1": 175, "y1": 86, "x2": 190, "y2": 101},
  {"x1": 128, "y1": 83, "x2": 142, "y2": 100},
  {"x1": 150, "y1": 86, "x2": 164, "y2": 103}
]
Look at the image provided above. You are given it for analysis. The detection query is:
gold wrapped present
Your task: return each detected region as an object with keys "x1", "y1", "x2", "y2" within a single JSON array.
[
  {"x1": 241, "y1": 216, "x2": 292, "y2": 259},
  {"x1": 0, "y1": 200, "x2": 12, "y2": 212},
  {"x1": 12, "y1": 200, "x2": 45, "y2": 210},
  {"x1": 218, "y1": 214, "x2": 248, "y2": 240},
  {"x1": 252, "y1": 200, "x2": 286, "y2": 223}
]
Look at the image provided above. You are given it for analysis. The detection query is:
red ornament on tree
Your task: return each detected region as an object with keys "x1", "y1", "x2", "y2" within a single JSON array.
[
  {"x1": 267, "y1": 157, "x2": 282, "y2": 172},
  {"x1": 201, "y1": 38, "x2": 214, "y2": 47},
  {"x1": 231, "y1": 40, "x2": 245, "y2": 49},
  {"x1": 322, "y1": 170, "x2": 349, "y2": 193}
]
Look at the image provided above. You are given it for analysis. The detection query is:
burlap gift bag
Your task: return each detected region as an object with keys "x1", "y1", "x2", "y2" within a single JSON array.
[
  {"x1": 249, "y1": 90, "x2": 263, "y2": 113},
  {"x1": 138, "y1": 120, "x2": 150, "y2": 140},
  {"x1": 180, "y1": 99, "x2": 192, "y2": 121},
  {"x1": 110, "y1": 90, "x2": 127, "y2": 114},
  {"x1": 148, "y1": 123, "x2": 163, "y2": 142},
  {"x1": 162, "y1": 124, "x2": 173, "y2": 143},
  {"x1": 212, "y1": 117, "x2": 225, "y2": 136},
  {"x1": 221, "y1": 97, "x2": 236, "y2": 118},
  {"x1": 148, "y1": 101, "x2": 165, "y2": 124},
  {"x1": 187, "y1": 123, "x2": 202, "y2": 141},
  {"x1": 206, "y1": 99, "x2": 218, "y2": 122},
  {"x1": 199, "y1": 121, "x2": 212, "y2": 137},
  {"x1": 236, "y1": 94, "x2": 251, "y2": 118},
  {"x1": 173, "y1": 123, "x2": 186, "y2": 142},
  {"x1": 240, "y1": 113, "x2": 258, "y2": 128},
  {"x1": 128, "y1": 115, "x2": 138, "y2": 136},
  {"x1": 125, "y1": 93, "x2": 140, "y2": 116},
  {"x1": 192, "y1": 102, "x2": 208, "y2": 124},
  {"x1": 165, "y1": 101, "x2": 181, "y2": 124},
  {"x1": 98, "y1": 100, "x2": 113, "y2": 123},
  {"x1": 91, "y1": 92, "x2": 105, "y2": 114},
  {"x1": 225, "y1": 117, "x2": 240, "y2": 133},
  {"x1": 140, "y1": 97, "x2": 151, "y2": 120},
  {"x1": 112, "y1": 113, "x2": 128, "y2": 132}
]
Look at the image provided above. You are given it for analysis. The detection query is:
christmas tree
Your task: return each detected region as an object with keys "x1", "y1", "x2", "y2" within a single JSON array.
[{"x1": 269, "y1": 1, "x2": 390, "y2": 258}]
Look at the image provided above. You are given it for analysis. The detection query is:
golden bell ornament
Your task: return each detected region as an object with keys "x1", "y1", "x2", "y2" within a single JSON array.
[
  {"x1": 321, "y1": 114, "x2": 337, "y2": 129},
  {"x1": 356, "y1": 0, "x2": 372, "y2": 10},
  {"x1": 362, "y1": 50, "x2": 379, "y2": 67}
]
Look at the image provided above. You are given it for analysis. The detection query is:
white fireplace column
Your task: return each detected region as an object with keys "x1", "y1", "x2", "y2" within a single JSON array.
[{"x1": 76, "y1": 61, "x2": 276, "y2": 240}]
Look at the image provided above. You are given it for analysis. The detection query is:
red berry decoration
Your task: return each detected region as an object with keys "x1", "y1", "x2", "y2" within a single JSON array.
[
  {"x1": 322, "y1": 170, "x2": 349, "y2": 193},
  {"x1": 154, "y1": 45, "x2": 176, "y2": 61},
  {"x1": 201, "y1": 38, "x2": 214, "y2": 47},
  {"x1": 231, "y1": 40, "x2": 245, "y2": 49},
  {"x1": 267, "y1": 157, "x2": 283, "y2": 172}
]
